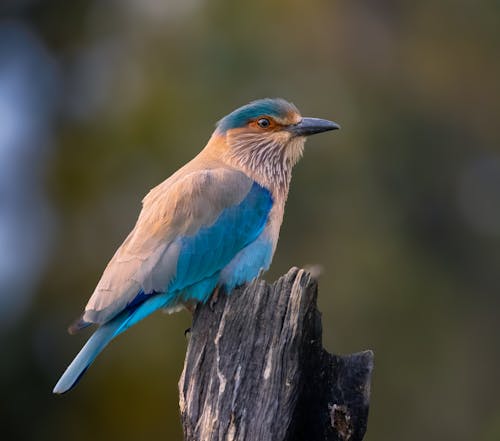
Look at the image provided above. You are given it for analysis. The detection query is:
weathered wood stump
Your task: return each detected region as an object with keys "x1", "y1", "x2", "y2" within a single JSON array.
[{"x1": 179, "y1": 267, "x2": 374, "y2": 441}]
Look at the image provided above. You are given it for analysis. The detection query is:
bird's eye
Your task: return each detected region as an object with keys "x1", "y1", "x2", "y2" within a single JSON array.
[{"x1": 257, "y1": 118, "x2": 271, "y2": 129}]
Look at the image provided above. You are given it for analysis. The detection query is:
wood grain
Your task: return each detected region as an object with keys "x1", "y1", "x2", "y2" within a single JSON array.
[{"x1": 179, "y1": 268, "x2": 373, "y2": 441}]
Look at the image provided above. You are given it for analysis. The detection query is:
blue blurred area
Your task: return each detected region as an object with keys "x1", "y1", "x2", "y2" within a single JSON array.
[
  {"x1": 0, "y1": 1, "x2": 499, "y2": 440},
  {"x1": 0, "y1": 22, "x2": 58, "y2": 330}
]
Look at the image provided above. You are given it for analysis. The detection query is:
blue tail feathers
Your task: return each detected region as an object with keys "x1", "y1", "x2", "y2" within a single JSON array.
[
  {"x1": 53, "y1": 292, "x2": 172, "y2": 394},
  {"x1": 53, "y1": 314, "x2": 125, "y2": 394}
]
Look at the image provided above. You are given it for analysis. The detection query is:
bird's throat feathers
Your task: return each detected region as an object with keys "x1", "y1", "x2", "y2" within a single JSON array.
[{"x1": 206, "y1": 130, "x2": 305, "y2": 199}]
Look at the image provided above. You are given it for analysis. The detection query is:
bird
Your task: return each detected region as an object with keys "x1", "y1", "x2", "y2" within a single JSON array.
[{"x1": 53, "y1": 98, "x2": 339, "y2": 394}]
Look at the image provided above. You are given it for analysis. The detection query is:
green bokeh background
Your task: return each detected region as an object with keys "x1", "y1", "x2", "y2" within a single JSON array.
[{"x1": 1, "y1": 1, "x2": 499, "y2": 440}]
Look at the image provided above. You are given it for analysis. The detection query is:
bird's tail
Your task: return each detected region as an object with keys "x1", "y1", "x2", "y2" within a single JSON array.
[
  {"x1": 52, "y1": 314, "x2": 125, "y2": 394},
  {"x1": 53, "y1": 292, "x2": 172, "y2": 394}
]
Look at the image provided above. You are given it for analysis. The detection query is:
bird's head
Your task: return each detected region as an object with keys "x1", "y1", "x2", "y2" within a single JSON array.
[{"x1": 214, "y1": 98, "x2": 339, "y2": 191}]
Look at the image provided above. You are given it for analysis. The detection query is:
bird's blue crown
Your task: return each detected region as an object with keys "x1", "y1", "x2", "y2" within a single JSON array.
[{"x1": 217, "y1": 98, "x2": 299, "y2": 133}]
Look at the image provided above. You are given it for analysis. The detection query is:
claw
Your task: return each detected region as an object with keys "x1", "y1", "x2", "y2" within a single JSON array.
[{"x1": 209, "y1": 286, "x2": 221, "y2": 311}]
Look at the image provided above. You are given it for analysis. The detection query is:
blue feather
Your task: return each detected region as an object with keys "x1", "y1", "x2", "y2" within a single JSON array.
[
  {"x1": 126, "y1": 289, "x2": 153, "y2": 310},
  {"x1": 53, "y1": 292, "x2": 172, "y2": 394},
  {"x1": 169, "y1": 181, "x2": 273, "y2": 302},
  {"x1": 220, "y1": 238, "x2": 273, "y2": 293},
  {"x1": 53, "y1": 312, "x2": 126, "y2": 394}
]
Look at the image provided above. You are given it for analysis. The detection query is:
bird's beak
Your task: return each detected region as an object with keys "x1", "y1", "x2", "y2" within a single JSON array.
[{"x1": 287, "y1": 117, "x2": 340, "y2": 137}]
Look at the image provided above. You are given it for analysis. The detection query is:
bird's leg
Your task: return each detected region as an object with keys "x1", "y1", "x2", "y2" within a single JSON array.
[
  {"x1": 184, "y1": 302, "x2": 196, "y2": 314},
  {"x1": 183, "y1": 301, "x2": 197, "y2": 337},
  {"x1": 209, "y1": 285, "x2": 221, "y2": 311}
]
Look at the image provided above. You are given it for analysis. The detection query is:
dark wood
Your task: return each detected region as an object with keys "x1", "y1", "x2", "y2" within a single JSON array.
[{"x1": 179, "y1": 267, "x2": 374, "y2": 441}]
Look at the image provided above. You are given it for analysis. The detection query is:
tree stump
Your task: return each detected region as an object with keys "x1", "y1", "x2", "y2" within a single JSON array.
[{"x1": 179, "y1": 267, "x2": 374, "y2": 441}]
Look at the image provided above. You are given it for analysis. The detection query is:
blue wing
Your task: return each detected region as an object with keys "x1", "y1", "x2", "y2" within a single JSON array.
[
  {"x1": 54, "y1": 179, "x2": 273, "y2": 393},
  {"x1": 170, "y1": 181, "x2": 273, "y2": 301}
]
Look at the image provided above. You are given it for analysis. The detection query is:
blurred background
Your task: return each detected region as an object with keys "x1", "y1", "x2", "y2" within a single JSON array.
[{"x1": 1, "y1": 0, "x2": 499, "y2": 440}]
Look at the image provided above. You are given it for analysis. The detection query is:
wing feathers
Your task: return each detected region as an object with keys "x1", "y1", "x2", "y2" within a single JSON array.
[{"x1": 82, "y1": 167, "x2": 256, "y2": 325}]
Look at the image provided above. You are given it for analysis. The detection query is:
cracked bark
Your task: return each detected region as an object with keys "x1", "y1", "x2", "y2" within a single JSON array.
[{"x1": 179, "y1": 267, "x2": 374, "y2": 441}]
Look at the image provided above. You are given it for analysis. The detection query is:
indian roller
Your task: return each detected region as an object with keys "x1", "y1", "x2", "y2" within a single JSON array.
[{"x1": 53, "y1": 98, "x2": 339, "y2": 394}]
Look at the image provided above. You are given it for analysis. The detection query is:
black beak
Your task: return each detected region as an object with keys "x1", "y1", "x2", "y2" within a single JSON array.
[{"x1": 288, "y1": 117, "x2": 340, "y2": 137}]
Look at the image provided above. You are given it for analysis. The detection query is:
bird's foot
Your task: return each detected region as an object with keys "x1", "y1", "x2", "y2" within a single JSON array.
[
  {"x1": 184, "y1": 327, "x2": 191, "y2": 338},
  {"x1": 209, "y1": 286, "x2": 220, "y2": 311}
]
